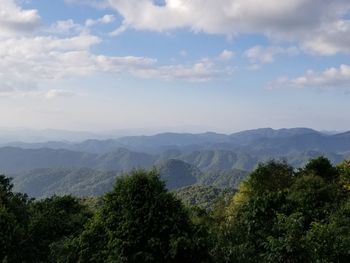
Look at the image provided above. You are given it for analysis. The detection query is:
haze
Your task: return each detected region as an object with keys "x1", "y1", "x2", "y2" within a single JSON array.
[{"x1": 1, "y1": 0, "x2": 350, "y2": 133}]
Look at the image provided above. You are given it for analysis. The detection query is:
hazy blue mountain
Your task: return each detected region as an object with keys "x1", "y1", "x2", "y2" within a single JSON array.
[
  {"x1": 2, "y1": 127, "x2": 350, "y2": 199},
  {"x1": 181, "y1": 149, "x2": 257, "y2": 171},
  {"x1": 72, "y1": 139, "x2": 122, "y2": 154},
  {"x1": 3, "y1": 139, "x2": 122, "y2": 154},
  {"x1": 157, "y1": 159, "x2": 201, "y2": 190},
  {"x1": 229, "y1": 127, "x2": 320, "y2": 143},
  {"x1": 94, "y1": 148, "x2": 156, "y2": 171},
  {"x1": 2, "y1": 127, "x2": 350, "y2": 174},
  {"x1": 4, "y1": 127, "x2": 344, "y2": 155},
  {"x1": 242, "y1": 133, "x2": 350, "y2": 155},
  {"x1": 3, "y1": 133, "x2": 224, "y2": 154},
  {"x1": 0, "y1": 147, "x2": 95, "y2": 173},
  {"x1": 0, "y1": 147, "x2": 155, "y2": 173},
  {"x1": 12, "y1": 168, "x2": 119, "y2": 198},
  {"x1": 157, "y1": 148, "x2": 183, "y2": 161},
  {"x1": 114, "y1": 132, "x2": 229, "y2": 153},
  {"x1": 5, "y1": 141, "x2": 73, "y2": 150},
  {"x1": 333, "y1": 131, "x2": 350, "y2": 138}
]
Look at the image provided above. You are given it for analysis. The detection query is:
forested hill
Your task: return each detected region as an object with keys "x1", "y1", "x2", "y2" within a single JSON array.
[
  {"x1": 1, "y1": 128, "x2": 350, "y2": 198},
  {"x1": 1, "y1": 157, "x2": 350, "y2": 262},
  {"x1": 11, "y1": 161, "x2": 248, "y2": 198}
]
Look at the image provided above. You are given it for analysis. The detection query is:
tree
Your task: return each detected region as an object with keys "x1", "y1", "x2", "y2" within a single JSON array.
[
  {"x1": 0, "y1": 175, "x2": 30, "y2": 262},
  {"x1": 219, "y1": 161, "x2": 296, "y2": 262},
  {"x1": 301, "y1": 156, "x2": 339, "y2": 182},
  {"x1": 243, "y1": 160, "x2": 294, "y2": 196},
  {"x1": 306, "y1": 199, "x2": 350, "y2": 262},
  {"x1": 226, "y1": 160, "x2": 294, "y2": 219},
  {"x1": 287, "y1": 175, "x2": 340, "y2": 223},
  {"x1": 337, "y1": 160, "x2": 350, "y2": 190},
  {"x1": 0, "y1": 175, "x2": 92, "y2": 262},
  {"x1": 217, "y1": 157, "x2": 348, "y2": 263},
  {"x1": 25, "y1": 195, "x2": 92, "y2": 262},
  {"x1": 66, "y1": 170, "x2": 211, "y2": 263}
]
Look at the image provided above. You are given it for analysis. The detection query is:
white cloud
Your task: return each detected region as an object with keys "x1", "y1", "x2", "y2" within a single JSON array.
[
  {"x1": 64, "y1": 0, "x2": 109, "y2": 9},
  {"x1": 270, "y1": 64, "x2": 350, "y2": 90},
  {"x1": 0, "y1": 0, "x2": 41, "y2": 37},
  {"x1": 106, "y1": 0, "x2": 350, "y2": 55},
  {"x1": 0, "y1": 0, "x2": 234, "y2": 97},
  {"x1": 49, "y1": 15, "x2": 115, "y2": 35},
  {"x1": 218, "y1": 50, "x2": 234, "y2": 61},
  {"x1": 0, "y1": 33, "x2": 225, "y2": 96},
  {"x1": 48, "y1": 19, "x2": 83, "y2": 34},
  {"x1": 0, "y1": 33, "x2": 157, "y2": 88},
  {"x1": 108, "y1": 0, "x2": 324, "y2": 34},
  {"x1": 301, "y1": 20, "x2": 350, "y2": 55},
  {"x1": 85, "y1": 14, "x2": 115, "y2": 27},
  {"x1": 245, "y1": 45, "x2": 298, "y2": 64},
  {"x1": 0, "y1": 75, "x2": 37, "y2": 96},
  {"x1": 135, "y1": 59, "x2": 219, "y2": 82}
]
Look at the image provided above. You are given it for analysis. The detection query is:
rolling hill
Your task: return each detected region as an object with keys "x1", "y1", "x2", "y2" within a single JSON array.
[{"x1": 2, "y1": 128, "x2": 350, "y2": 198}]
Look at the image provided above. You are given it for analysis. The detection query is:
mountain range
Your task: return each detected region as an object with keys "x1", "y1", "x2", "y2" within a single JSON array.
[{"x1": 1, "y1": 127, "x2": 349, "y2": 198}]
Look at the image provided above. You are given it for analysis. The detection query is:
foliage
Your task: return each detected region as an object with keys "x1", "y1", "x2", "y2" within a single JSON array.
[
  {"x1": 338, "y1": 160, "x2": 350, "y2": 190},
  {"x1": 0, "y1": 175, "x2": 30, "y2": 262},
  {"x1": 1, "y1": 157, "x2": 350, "y2": 262},
  {"x1": 215, "y1": 157, "x2": 350, "y2": 262},
  {"x1": 300, "y1": 156, "x2": 339, "y2": 182},
  {"x1": 25, "y1": 196, "x2": 92, "y2": 262},
  {"x1": 174, "y1": 185, "x2": 236, "y2": 211},
  {"x1": 0, "y1": 175, "x2": 92, "y2": 262},
  {"x1": 61, "y1": 170, "x2": 211, "y2": 262}
]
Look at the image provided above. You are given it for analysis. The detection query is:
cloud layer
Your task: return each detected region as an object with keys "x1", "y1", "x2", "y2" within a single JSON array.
[
  {"x1": 245, "y1": 46, "x2": 298, "y2": 64},
  {"x1": 0, "y1": 1, "x2": 235, "y2": 96},
  {"x1": 1, "y1": 0, "x2": 350, "y2": 97},
  {"x1": 108, "y1": 0, "x2": 350, "y2": 55},
  {"x1": 271, "y1": 64, "x2": 350, "y2": 91},
  {"x1": 0, "y1": 0, "x2": 40, "y2": 37}
]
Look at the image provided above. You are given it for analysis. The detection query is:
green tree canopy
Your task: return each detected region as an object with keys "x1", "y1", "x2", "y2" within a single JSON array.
[
  {"x1": 0, "y1": 175, "x2": 30, "y2": 262},
  {"x1": 216, "y1": 157, "x2": 350, "y2": 263},
  {"x1": 67, "y1": 170, "x2": 210, "y2": 263}
]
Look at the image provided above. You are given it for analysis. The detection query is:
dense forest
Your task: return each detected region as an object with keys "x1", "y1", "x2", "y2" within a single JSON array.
[{"x1": 1, "y1": 157, "x2": 350, "y2": 262}]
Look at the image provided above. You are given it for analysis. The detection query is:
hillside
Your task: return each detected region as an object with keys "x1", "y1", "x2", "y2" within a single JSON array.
[
  {"x1": 157, "y1": 159, "x2": 201, "y2": 190},
  {"x1": 0, "y1": 147, "x2": 155, "y2": 173},
  {"x1": 11, "y1": 158, "x2": 248, "y2": 198},
  {"x1": 12, "y1": 168, "x2": 119, "y2": 198},
  {"x1": 180, "y1": 149, "x2": 257, "y2": 171},
  {"x1": 2, "y1": 128, "x2": 350, "y2": 198}
]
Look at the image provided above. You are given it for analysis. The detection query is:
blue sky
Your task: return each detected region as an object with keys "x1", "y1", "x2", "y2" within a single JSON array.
[{"x1": 0, "y1": 0, "x2": 350, "y2": 133}]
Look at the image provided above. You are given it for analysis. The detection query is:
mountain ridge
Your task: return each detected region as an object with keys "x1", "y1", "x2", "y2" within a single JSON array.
[{"x1": 2, "y1": 127, "x2": 349, "y2": 198}]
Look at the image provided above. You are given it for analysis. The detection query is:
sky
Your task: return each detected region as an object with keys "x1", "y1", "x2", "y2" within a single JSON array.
[{"x1": 1, "y1": 0, "x2": 350, "y2": 133}]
